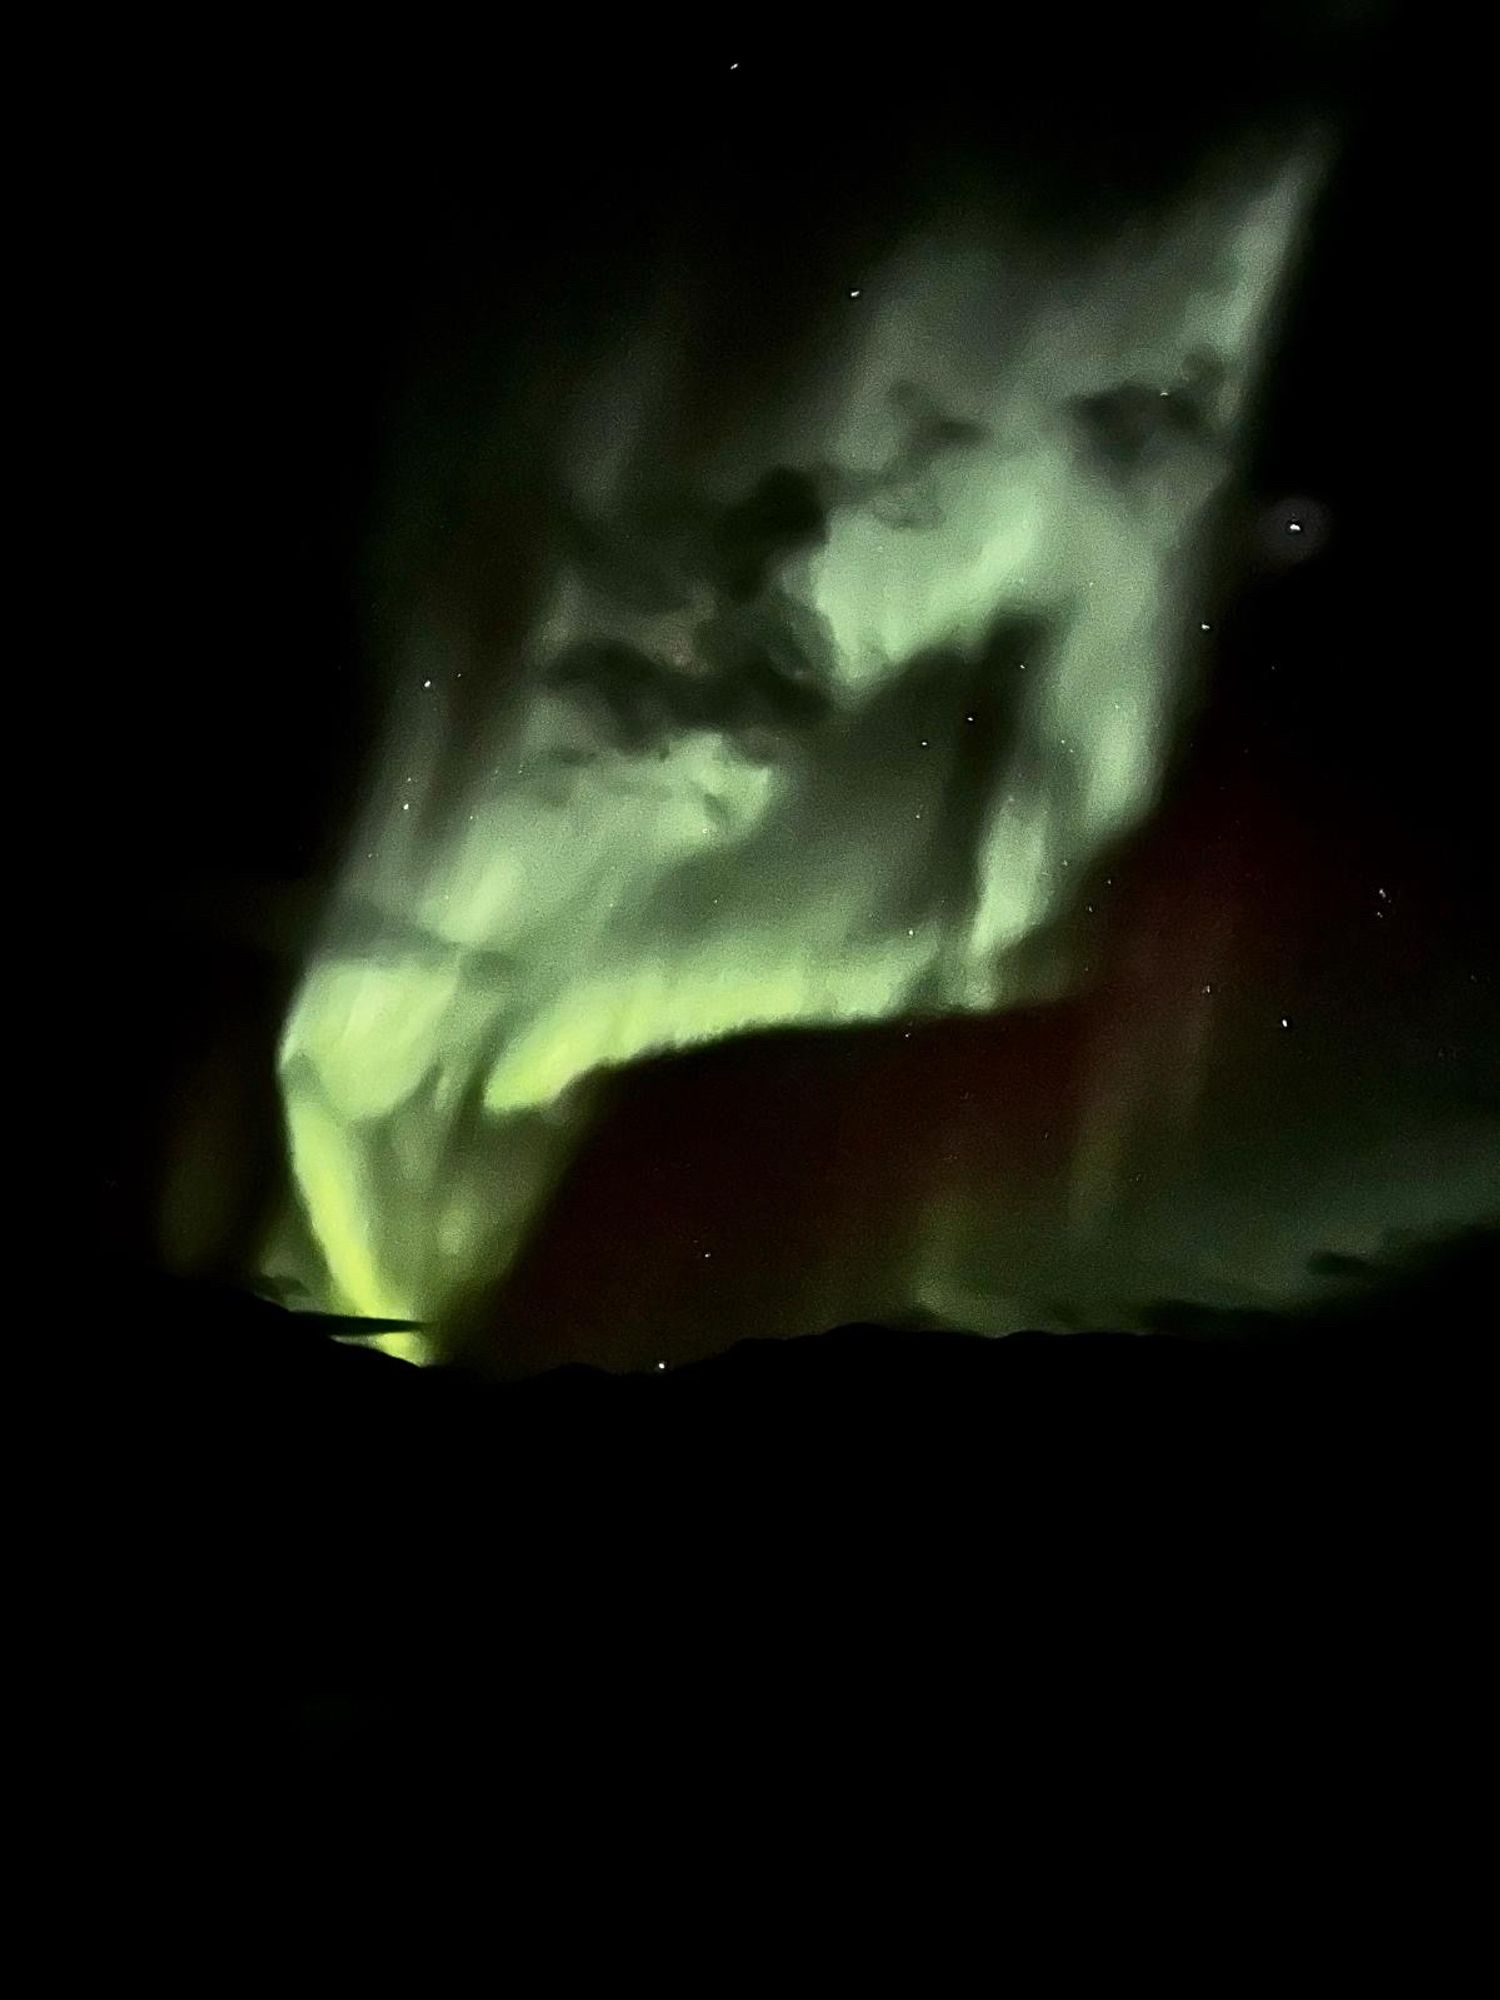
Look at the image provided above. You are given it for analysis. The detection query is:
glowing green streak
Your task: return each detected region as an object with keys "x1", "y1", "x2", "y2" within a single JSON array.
[{"x1": 270, "y1": 147, "x2": 1324, "y2": 1342}]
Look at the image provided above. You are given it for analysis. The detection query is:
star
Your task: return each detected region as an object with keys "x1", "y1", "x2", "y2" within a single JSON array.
[
  {"x1": 1280, "y1": 1016, "x2": 1290, "y2": 1028},
  {"x1": 848, "y1": 288, "x2": 862, "y2": 299},
  {"x1": 422, "y1": 678, "x2": 432, "y2": 688}
]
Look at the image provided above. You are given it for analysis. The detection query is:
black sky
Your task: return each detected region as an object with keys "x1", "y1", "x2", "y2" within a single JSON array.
[{"x1": 77, "y1": 6, "x2": 1495, "y2": 1321}]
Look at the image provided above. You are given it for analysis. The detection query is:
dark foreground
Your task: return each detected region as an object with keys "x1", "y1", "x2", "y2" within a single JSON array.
[{"x1": 85, "y1": 1232, "x2": 1487, "y2": 1884}]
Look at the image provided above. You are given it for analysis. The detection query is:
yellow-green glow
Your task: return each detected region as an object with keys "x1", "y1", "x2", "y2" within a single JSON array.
[{"x1": 269, "y1": 147, "x2": 1325, "y2": 1349}]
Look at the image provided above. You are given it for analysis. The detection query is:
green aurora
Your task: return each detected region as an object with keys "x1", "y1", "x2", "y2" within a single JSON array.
[{"x1": 267, "y1": 146, "x2": 1328, "y2": 1362}]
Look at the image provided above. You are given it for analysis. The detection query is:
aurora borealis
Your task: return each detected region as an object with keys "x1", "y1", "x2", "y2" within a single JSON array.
[
  {"x1": 266, "y1": 141, "x2": 1327, "y2": 1351},
  {"x1": 72, "y1": 8, "x2": 1500, "y2": 1857},
  {"x1": 90, "y1": 15, "x2": 1497, "y2": 1376}
]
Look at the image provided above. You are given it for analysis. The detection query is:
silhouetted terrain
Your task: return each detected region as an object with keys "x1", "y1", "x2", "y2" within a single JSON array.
[{"x1": 93, "y1": 1226, "x2": 1488, "y2": 1804}]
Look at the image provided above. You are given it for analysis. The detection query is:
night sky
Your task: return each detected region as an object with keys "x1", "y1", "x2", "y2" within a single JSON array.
[{"x1": 86, "y1": 8, "x2": 1496, "y2": 1373}]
